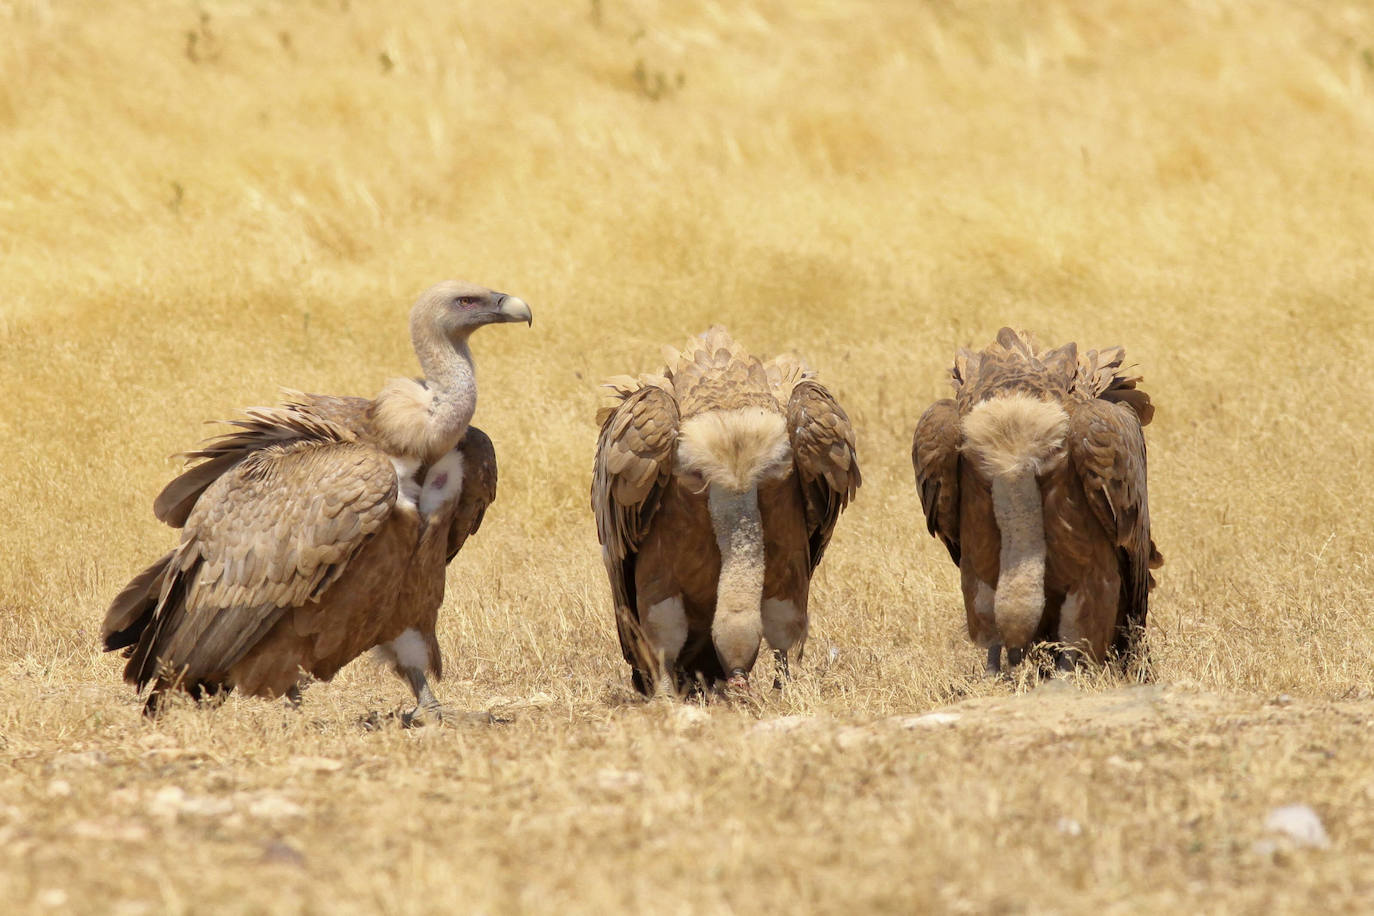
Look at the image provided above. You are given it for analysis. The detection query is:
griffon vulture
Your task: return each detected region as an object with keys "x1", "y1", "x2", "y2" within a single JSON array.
[
  {"x1": 911, "y1": 328, "x2": 1162, "y2": 673},
  {"x1": 102, "y1": 281, "x2": 531, "y2": 719},
  {"x1": 592, "y1": 327, "x2": 860, "y2": 694}
]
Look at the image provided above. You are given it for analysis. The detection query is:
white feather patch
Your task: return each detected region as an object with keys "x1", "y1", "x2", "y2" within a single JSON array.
[
  {"x1": 419, "y1": 450, "x2": 465, "y2": 517},
  {"x1": 370, "y1": 627, "x2": 429, "y2": 670},
  {"x1": 643, "y1": 596, "x2": 688, "y2": 661},
  {"x1": 762, "y1": 598, "x2": 807, "y2": 653},
  {"x1": 390, "y1": 456, "x2": 422, "y2": 514},
  {"x1": 961, "y1": 392, "x2": 1069, "y2": 479},
  {"x1": 676, "y1": 407, "x2": 790, "y2": 492}
]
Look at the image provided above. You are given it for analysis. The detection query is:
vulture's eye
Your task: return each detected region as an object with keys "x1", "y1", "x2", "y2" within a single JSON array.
[{"x1": 453, "y1": 296, "x2": 480, "y2": 308}]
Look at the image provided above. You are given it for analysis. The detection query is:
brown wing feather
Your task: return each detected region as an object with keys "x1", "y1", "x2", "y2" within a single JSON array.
[
  {"x1": 1067, "y1": 397, "x2": 1157, "y2": 656},
  {"x1": 590, "y1": 384, "x2": 679, "y2": 670},
  {"x1": 152, "y1": 406, "x2": 355, "y2": 527},
  {"x1": 911, "y1": 398, "x2": 962, "y2": 565},
  {"x1": 124, "y1": 436, "x2": 397, "y2": 689},
  {"x1": 785, "y1": 379, "x2": 860, "y2": 571},
  {"x1": 447, "y1": 426, "x2": 497, "y2": 562}
]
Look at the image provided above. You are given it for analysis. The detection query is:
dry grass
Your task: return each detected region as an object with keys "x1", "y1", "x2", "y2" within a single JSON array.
[{"x1": 3, "y1": 0, "x2": 1374, "y2": 912}]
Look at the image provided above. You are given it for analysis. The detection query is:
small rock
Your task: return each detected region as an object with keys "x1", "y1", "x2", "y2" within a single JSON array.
[
  {"x1": 178, "y1": 795, "x2": 233, "y2": 818},
  {"x1": 147, "y1": 786, "x2": 232, "y2": 819},
  {"x1": 70, "y1": 819, "x2": 150, "y2": 842},
  {"x1": 1055, "y1": 817, "x2": 1083, "y2": 836},
  {"x1": 261, "y1": 840, "x2": 306, "y2": 867},
  {"x1": 52, "y1": 751, "x2": 108, "y2": 770},
  {"x1": 889, "y1": 712, "x2": 960, "y2": 729},
  {"x1": 750, "y1": 715, "x2": 817, "y2": 735},
  {"x1": 147, "y1": 786, "x2": 186, "y2": 819},
  {"x1": 46, "y1": 779, "x2": 72, "y2": 799},
  {"x1": 287, "y1": 756, "x2": 343, "y2": 774},
  {"x1": 1105, "y1": 755, "x2": 1144, "y2": 774},
  {"x1": 826, "y1": 647, "x2": 841, "y2": 665},
  {"x1": 594, "y1": 768, "x2": 643, "y2": 791},
  {"x1": 1262, "y1": 804, "x2": 1330, "y2": 850},
  {"x1": 107, "y1": 787, "x2": 140, "y2": 808},
  {"x1": 834, "y1": 726, "x2": 873, "y2": 750},
  {"x1": 246, "y1": 794, "x2": 305, "y2": 821},
  {"x1": 36, "y1": 889, "x2": 67, "y2": 909}
]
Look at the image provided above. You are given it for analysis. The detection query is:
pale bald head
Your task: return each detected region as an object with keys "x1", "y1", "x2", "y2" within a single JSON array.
[{"x1": 410, "y1": 280, "x2": 532, "y2": 345}]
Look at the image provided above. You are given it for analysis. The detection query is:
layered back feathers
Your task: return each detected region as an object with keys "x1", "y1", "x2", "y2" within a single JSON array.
[
  {"x1": 953, "y1": 327, "x2": 1154, "y2": 426},
  {"x1": 601, "y1": 327, "x2": 794, "y2": 494}
]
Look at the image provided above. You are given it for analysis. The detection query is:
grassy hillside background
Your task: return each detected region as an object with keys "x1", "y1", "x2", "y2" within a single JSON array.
[{"x1": 2, "y1": 0, "x2": 1373, "y2": 912}]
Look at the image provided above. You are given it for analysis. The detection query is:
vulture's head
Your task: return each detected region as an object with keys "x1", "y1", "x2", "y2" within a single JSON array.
[{"x1": 411, "y1": 280, "x2": 533, "y2": 345}]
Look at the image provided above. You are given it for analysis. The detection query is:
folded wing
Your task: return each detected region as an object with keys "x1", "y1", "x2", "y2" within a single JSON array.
[
  {"x1": 590, "y1": 383, "x2": 679, "y2": 668},
  {"x1": 107, "y1": 426, "x2": 397, "y2": 691},
  {"x1": 785, "y1": 379, "x2": 861, "y2": 571}
]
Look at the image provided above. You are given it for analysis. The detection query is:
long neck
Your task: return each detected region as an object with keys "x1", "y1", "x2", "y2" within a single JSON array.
[
  {"x1": 415, "y1": 330, "x2": 477, "y2": 453},
  {"x1": 707, "y1": 483, "x2": 765, "y2": 678},
  {"x1": 990, "y1": 471, "x2": 1047, "y2": 649}
]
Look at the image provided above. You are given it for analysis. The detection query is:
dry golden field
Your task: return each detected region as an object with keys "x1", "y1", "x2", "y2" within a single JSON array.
[{"x1": 3, "y1": 0, "x2": 1374, "y2": 912}]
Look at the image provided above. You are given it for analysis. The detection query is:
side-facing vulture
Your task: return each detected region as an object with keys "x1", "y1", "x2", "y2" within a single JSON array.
[
  {"x1": 911, "y1": 328, "x2": 1162, "y2": 673},
  {"x1": 102, "y1": 281, "x2": 531, "y2": 719},
  {"x1": 592, "y1": 327, "x2": 860, "y2": 694}
]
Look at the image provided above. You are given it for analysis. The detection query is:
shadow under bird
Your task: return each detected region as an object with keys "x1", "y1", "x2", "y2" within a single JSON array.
[
  {"x1": 911, "y1": 328, "x2": 1162, "y2": 674},
  {"x1": 592, "y1": 327, "x2": 860, "y2": 695},
  {"x1": 102, "y1": 281, "x2": 531, "y2": 720}
]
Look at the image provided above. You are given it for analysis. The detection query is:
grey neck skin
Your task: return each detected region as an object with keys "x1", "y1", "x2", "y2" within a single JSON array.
[
  {"x1": 708, "y1": 484, "x2": 766, "y2": 677},
  {"x1": 414, "y1": 330, "x2": 477, "y2": 458},
  {"x1": 990, "y1": 472, "x2": 1047, "y2": 649}
]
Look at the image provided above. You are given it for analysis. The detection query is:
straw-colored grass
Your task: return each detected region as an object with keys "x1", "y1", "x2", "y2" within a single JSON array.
[{"x1": 3, "y1": 0, "x2": 1373, "y2": 912}]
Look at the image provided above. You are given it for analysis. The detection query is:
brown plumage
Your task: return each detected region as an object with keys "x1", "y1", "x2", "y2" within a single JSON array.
[
  {"x1": 103, "y1": 281, "x2": 530, "y2": 718},
  {"x1": 912, "y1": 328, "x2": 1162, "y2": 673},
  {"x1": 592, "y1": 327, "x2": 860, "y2": 694}
]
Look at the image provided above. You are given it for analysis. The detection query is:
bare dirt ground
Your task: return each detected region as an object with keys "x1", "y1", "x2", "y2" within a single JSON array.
[{"x1": 3, "y1": 0, "x2": 1374, "y2": 912}]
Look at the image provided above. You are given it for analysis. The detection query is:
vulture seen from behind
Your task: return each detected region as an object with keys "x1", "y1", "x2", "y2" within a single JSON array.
[
  {"x1": 911, "y1": 328, "x2": 1162, "y2": 673},
  {"x1": 592, "y1": 327, "x2": 860, "y2": 694},
  {"x1": 103, "y1": 281, "x2": 531, "y2": 719}
]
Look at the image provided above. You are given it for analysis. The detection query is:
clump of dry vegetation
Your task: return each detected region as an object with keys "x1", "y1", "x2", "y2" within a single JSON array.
[{"x1": 2, "y1": 0, "x2": 1373, "y2": 912}]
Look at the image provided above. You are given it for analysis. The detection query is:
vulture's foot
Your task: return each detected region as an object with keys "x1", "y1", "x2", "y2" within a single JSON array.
[
  {"x1": 401, "y1": 704, "x2": 501, "y2": 728},
  {"x1": 1005, "y1": 646, "x2": 1026, "y2": 669},
  {"x1": 283, "y1": 683, "x2": 305, "y2": 710},
  {"x1": 1054, "y1": 648, "x2": 1081, "y2": 674},
  {"x1": 721, "y1": 669, "x2": 760, "y2": 705},
  {"x1": 772, "y1": 649, "x2": 791, "y2": 691}
]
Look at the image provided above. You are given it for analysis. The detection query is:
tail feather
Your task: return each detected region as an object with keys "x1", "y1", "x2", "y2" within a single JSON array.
[{"x1": 102, "y1": 551, "x2": 176, "y2": 653}]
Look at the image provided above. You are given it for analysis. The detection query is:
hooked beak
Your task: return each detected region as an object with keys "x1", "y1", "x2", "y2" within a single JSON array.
[{"x1": 494, "y1": 294, "x2": 532, "y2": 326}]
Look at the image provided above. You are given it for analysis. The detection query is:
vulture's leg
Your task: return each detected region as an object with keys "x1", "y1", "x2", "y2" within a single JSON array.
[
  {"x1": 761, "y1": 598, "x2": 805, "y2": 690},
  {"x1": 642, "y1": 596, "x2": 688, "y2": 700},
  {"x1": 399, "y1": 665, "x2": 444, "y2": 726},
  {"x1": 372, "y1": 629, "x2": 486, "y2": 727},
  {"x1": 772, "y1": 649, "x2": 790, "y2": 690},
  {"x1": 985, "y1": 645, "x2": 1003, "y2": 676},
  {"x1": 1056, "y1": 585, "x2": 1116, "y2": 672},
  {"x1": 1005, "y1": 646, "x2": 1026, "y2": 668}
]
